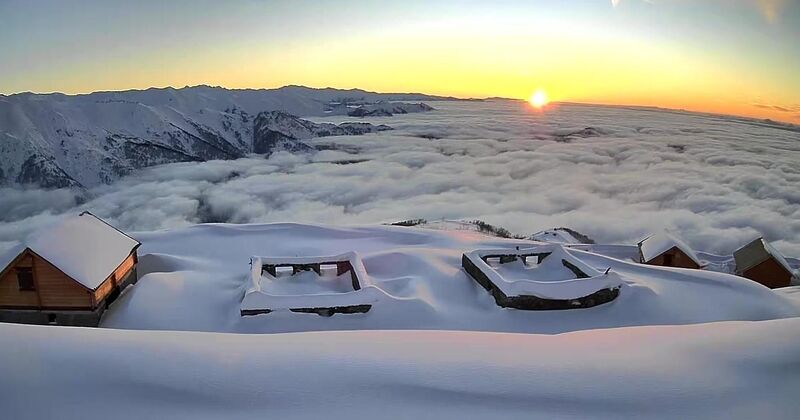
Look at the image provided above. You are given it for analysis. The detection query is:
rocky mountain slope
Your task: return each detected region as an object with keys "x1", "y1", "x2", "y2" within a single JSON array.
[
  {"x1": 0, "y1": 85, "x2": 439, "y2": 188},
  {"x1": 253, "y1": 111, "x2": 391, "y2": 154}
]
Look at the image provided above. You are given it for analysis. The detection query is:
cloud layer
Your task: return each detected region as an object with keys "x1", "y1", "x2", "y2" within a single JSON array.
[{"x1": 2, "y1": 100, "x2": 799, "y2": 257}]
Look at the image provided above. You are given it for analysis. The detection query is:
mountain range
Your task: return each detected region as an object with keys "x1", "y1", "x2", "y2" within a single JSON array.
[{"x1": 0, "y1": 85, "x2": 444, "y2": 188}]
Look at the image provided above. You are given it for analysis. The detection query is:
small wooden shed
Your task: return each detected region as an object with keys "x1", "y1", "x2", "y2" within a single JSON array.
[
  {"x1": 638, "y1": 231, "x2": 702, "y2": 269},
  {"x1": 0, "y1": 212, "x2": 140, "y2": 326},
  {"x1": 734, "y1": 238, "x2": 798, "y2": 289}
]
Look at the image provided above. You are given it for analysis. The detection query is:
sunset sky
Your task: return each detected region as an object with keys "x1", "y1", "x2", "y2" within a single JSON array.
[{"x1": 1, "y1": 0, "x2": 798, "y2": 122}]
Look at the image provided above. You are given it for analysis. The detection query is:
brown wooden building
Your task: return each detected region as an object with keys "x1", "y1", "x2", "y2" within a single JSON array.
[
  {"x1": 734, "y1": 238, "x2": 798, "y2": 289},
  {"x1": 0, "y1": 212, "x2": 140, "y2": 326},
  {"x1": 638, "y1": 231, "x2": 702, "y2": 269}
]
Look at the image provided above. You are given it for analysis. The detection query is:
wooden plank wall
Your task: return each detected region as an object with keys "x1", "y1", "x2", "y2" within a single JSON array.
[
  {"x1": 744, "y1": 258, "x2": 792, "y2": 289},
  {"x1": 0, "y1": 252, "x2": 39, "y2": 307},
  {"x1": 646, "y1": 247, "x2": 700, "y2": 269},
  {"x1": 94, "y1": 252, "x2": 136, "y2": 303},
  {"x1": 33, "y1": 254, "x2": 92, "y2": 308},
  {"x1": 2, "y1": 250, "x2": 138, "y2": 310}
]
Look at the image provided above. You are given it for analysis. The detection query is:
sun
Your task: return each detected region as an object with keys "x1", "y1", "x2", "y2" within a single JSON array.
[{"x1": 529, "y1": 89, "x2": 549, "y2": 108}]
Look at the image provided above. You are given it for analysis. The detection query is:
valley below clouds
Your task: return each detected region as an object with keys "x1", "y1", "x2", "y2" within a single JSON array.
[{"x1": 2, "y1": 100, "x2": 799, "y2": 256}]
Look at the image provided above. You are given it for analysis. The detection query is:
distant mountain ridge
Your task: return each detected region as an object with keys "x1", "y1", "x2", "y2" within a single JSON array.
[
  {"x1": 0, "y1": 85, "x2": 443, "y2": 188},
  {"x1": 252, "y1": 111, "x2": 392, "y2": 154}
]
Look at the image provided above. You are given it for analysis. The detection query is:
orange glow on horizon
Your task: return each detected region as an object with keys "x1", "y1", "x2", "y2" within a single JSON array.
[{"x1": 0, "y1": 9, "x2": 796, "y2": 125}]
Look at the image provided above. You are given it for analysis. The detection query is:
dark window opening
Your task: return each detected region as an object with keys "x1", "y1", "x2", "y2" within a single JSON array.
[
  {"x1": 663, "y1": 253, "x2": 674, "y2": 266},
  {"x1": 16, "y1": 268, "x2": 35, "y2": 291},
  {"x1": 47, "y1": 313, "x2": 57, "y2": 324}
]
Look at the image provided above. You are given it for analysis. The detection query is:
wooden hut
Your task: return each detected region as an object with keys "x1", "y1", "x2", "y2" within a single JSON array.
[
  {"x1": 734, "y1": 238, "x2": 798, "y2": 289},
  {"x1": 637, "y1": 231, "x2": 702, "y2": 269},
  {"x1": 0, "y1": 212, "x2": 140, "y2": 326}
]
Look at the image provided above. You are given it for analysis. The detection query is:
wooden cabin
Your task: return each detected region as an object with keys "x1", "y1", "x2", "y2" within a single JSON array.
[
  {"x1": 734, "y1": 238, "x2": 798, "y2": 289},
  {"x1": 638, "y1": 231, "x2": 701, "y2": 269},
  {"x1": 0, "y1": 212, "x2": 140, "y2": 326}
]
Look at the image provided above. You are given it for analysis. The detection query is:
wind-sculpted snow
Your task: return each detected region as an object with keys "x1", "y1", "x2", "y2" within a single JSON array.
[
  {"x1": 99, "y1": 223, "x2": 799, "y2": 334},
  {"x1": 1, "y1": 100, "x2": 799, "y2": 257}
]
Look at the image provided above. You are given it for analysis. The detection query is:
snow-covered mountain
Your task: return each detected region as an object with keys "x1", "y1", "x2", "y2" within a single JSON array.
[
  {"x1": 253, "y1": 111, "x2": 392, "y2": 154},
  {"x1": 345, "y1": 102, "x2": 434, "y2": 117},
  {"x1": 0, "y1": 85, "x2": 440, "y2": 188}
]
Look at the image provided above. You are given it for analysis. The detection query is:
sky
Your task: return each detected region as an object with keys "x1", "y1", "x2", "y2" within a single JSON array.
[{"x1": 0, "y1": 0, "x2": 798, "y2": 122}]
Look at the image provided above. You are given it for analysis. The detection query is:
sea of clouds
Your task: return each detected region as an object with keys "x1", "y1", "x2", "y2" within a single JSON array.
[{"x1": 1, "y1": 100, "x2": 799, "y2": 256}]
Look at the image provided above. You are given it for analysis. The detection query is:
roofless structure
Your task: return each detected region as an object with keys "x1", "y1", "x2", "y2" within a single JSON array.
[
  {"x1": 242, "y1": 252, "x2": 381, "y2": 317},
  {"x1": 462, "y1": 244, "x2": 623, "y2": 310},
  {"x1": 734, "y1": 238, "x2": 798, "y2": 289},
  {"x1": 0, "y1": 212, "x2": 140, "y2": 326}
]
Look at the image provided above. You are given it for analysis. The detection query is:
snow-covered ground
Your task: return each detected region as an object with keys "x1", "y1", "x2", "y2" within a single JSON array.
[
  {"x1": 4, "y1": 222, "x2": 800, "y2": 419},
  {"x1": 101, "y1": 223, "x2": 800, "y2": 334},
  {"x1": 2, "y1": 318, "x2": 800, "y2": 420}
]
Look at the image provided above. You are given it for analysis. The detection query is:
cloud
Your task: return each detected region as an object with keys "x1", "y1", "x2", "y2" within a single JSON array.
[
  {"x1": 1, "y1": 100, "x2": 799, "y2": 259},
  {"x1": 753, "y1": 103, "x2": 799, "y2": 113}
]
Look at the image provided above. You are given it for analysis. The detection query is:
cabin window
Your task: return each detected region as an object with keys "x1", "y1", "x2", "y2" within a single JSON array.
[
  {"x1": 663, "y1": 254, "x2": 674, "y2": 266},
  {"x1": 16, "y1": 267, "x2": 35, "y2": 291}
]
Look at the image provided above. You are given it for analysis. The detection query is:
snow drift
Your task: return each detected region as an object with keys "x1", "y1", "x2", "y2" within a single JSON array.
[
  {"x1": 101, "y1": 223, "x2": 800, "y2": 334},
  {"x1": 2, "y1": 319, "x2": 799, "y2": 419}
]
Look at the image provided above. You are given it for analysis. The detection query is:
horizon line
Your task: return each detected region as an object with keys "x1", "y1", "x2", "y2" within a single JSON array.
[{"x1": 2, "y1": 83, "x2": 797, "y2": 128}]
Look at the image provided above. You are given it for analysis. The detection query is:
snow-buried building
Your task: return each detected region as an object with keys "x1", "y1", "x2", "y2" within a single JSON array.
[
  {"x1": 0, "y1": 212, "x2": 140, "y2": 326},
  {"x1": 734, "y1": 237, "x2": 799, "y2": 289},
  {"x1": 637, "y1": 231, "x2": 702, "y2": 269},
  {"x1": 242, "y1": 252, "x2": 384, "y2": 317},
  {"x1": 462, "y1": 244, "x2": 623, "y2": 310}
]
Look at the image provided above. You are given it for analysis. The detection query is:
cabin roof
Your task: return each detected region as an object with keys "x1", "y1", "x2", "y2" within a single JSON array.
[
  {"x1": 0, "y1": 243, "x2": 26, "y2": 275},
  {"x1": 638, "y1": 231, "x2": 701, "y2": 266},
  {"x1": 734, "y1": 237, "x2": 793, "y2": 276},
  {"x1": 0, "y1": 212, "x2": 140, "y2": 290}
]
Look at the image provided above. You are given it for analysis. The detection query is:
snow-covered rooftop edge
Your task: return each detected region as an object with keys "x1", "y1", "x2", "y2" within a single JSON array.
[
  {"x1": 0, "y1": 212, "x2": 140, "y2": 290},
  {"x1": 759, "y1": 239, "x2": 800, "y2": 282},
  {"x1": 639, "y1": 231, "x2": 702, "y2": 266}
]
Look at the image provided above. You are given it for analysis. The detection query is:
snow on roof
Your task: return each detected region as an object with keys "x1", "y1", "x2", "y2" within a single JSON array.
[
  {"x1": 734, "y1": 237, "x2": 795, "y2": 276},
  {"x1": 15, "y1": 212, "x2": 140, "y2": 290},
  {"x1": 638, "y1": 231, "x2": 701, "y2": 266},
  {"x1": 530, "y1": 229, "x2": 581, "y2": 244}
]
